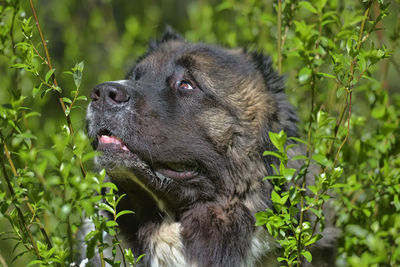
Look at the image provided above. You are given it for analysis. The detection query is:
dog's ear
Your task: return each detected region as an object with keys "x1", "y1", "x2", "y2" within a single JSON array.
[
  {"x1": 149, "y1": 26, "x2": 184, "y2": 50},
  {"x1": 249, "y1": 51, "x2": 284, "y2": 94},
  {"x1": 247, "y1": 51, "x2": 298, "y2": 151}
]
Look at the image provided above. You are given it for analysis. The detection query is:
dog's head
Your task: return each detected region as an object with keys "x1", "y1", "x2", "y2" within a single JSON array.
[{"x1": 86, "y1": 29, "x2": 297, "y2": 220}]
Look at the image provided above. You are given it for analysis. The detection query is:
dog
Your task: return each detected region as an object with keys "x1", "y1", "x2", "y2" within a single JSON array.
[{"x1": 85, "y1": 29, "x2": 336, "y2": 266}]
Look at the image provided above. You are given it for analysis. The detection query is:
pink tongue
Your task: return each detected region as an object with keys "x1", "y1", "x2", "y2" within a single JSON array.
[{"x1": 99, "y1": 135, "x2": 129, "y2": 151}]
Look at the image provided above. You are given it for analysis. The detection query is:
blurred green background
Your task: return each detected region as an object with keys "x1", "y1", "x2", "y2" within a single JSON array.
[{"x1": 1, "y1": 0, "x2": 400, "y2": 266}]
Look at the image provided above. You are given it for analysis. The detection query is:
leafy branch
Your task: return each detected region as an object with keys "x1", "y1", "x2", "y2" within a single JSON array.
[{"x1": 28, "y1": 0, "x2": 86, "y2": 177}]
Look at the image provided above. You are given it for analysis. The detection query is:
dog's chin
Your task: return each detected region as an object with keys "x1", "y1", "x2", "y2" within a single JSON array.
[
  {"x1": 92, "y1": 133, "x2": 202, "y2": 218},
  {"x1": 94, "y1": 141, "x2": 178, "y2": 220}
]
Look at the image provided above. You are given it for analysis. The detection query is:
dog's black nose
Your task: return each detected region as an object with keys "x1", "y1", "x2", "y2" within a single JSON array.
[{"x1": 90, "y1": 81, "x2": 130, "y2": 109}]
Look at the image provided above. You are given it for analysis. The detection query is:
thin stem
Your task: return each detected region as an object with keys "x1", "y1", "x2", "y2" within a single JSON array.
[
  {"x1": 25, "y1": 202, "x2": 53, "y2": 250},
  {"x1": 100, "y1": 250, "x2": 106, "y2": 267},
  {"x1": 28, "y1": 0, "x2": 86, "y2": 177},
  {"x1": 277, "y1": 0, "x2": 283, "y2": 75},
  {"x1": 1, "y1": 131, "x2": 55, "y2": 254},
  {"x1": 0, "y1": 252, "x2": 8, "y2": 267},
  {"x1": 296, "y1": 74, "x2": 316, "y2": 267},
  {"x1": 0, "y1": 142, "x2": 41, "y2": 259},
  {"x1": 10, "y1": 7, "x2": 17, "y2": 55},
  {"x1": 29, "y1": 39, "x2": 48, "y2": 64},
  {"x1": 334, "y1": 92, "x2": 352, "y2": 166},
  {"x1": 332, "y1": 4, "x2": 371, "y2": 165},
  {"x1": 116, "y1": 235, "x2": 128, "y2": 267},
  {"x1": 327, "y1": 94, "x2": 348, "y2": 156}
]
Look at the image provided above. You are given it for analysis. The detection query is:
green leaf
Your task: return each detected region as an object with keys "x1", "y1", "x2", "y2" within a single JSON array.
[
  {"x1": 116, "y1": 210, "x2": 135, "y2": 220},
  {"x1": 393, "y1": 195, "x2": 400, "y2": 211},
  {"x1": 81, "y1": 151, "x2": 100, "y2": 162},
  {"x1": 101, "y1": 182, "x2": 118, "y2": 191},
  {"x1": 299, "y1": 1, "x2": 317, "y2": 14},
  {"x1": 301, "y1": 250, "x2": 312, "y2": 262},
  {"x1": 309, "y1": 207, "x2": 322, "y2": 218},
  {"x1": 315, "y1": 0, "x2": 328, "y2": 12},
  {"x1": 62, "y1": 97, "x2": 72, "y2": 104},
  {"x1": 15, "y1": 133, "x2": 37, "y2": 140},
  {"x1": 45, "y1": 69, "x2": 56, "y2": 83},
  {"x1": 282, "y1": 167, "x2": 296, "y2": 181},
  {"x1": 308, "y1": 185, "x2": 318, "y2": 195},
  {"x1": 298, "y1": 67, "x2": 312, "y2": 83},
  {"x1": 11, "y1": 63, "x2": 30, "y2": 70},
  {"x1": 32, "y1": 86, "x2": 40, "y2": 98},
  {"x1": 312, "y1": 154, "x2": 331, "y2": 167},
  {"x1": 336, "y1": 86, "x2": 345, "y2": 98},
  {"x1": 27, "y1": 260, "x2": 43, "y2": 266},
  {"x1": 106, "y1": 220, "x2": 119, "y2": 227},
  {"x1": 136, "y1": 254, "x2": 146, "y2": 264},
  {"x1": 317, "y1": 72, "x2": 336, "y2": 79},
  {"x1": 53, "y1": 86, "x2": 62, "y2": 93},
  {"x1": 216, "y1": 1, "x2": 233, "y2": 11},
  {"x1": 65, "y1": 107, "x2": 71, "y2": 116},
  {"x1": 255, "y1": 211, "x2": 269, "y2": 226},
  {"x1": 77, "y1": 95, "x2": 87, "y2": 101},
  {"x1": 271, "y1": 191, "x2": 288, "y2": 205},
  {"x1": 288, "y1": 137, "x2": 309, "y2": 146},
  {"x1": 98, "y1": 203, "x2": 114, "y2": 214},
  {"x1": 116, "y1": 193, "x2": 127, "y2": 207},
  {"x1": 24, "y1": 112, "x2": 41, "y2": 119},
  {"x1": 263, "y1": 151, "x2": 283, "y2": 159},
  {"x1": 72, "y1": 61, "x2": 84, "y2": 88},
  {"x1": 263, "y1": 175, "x2": 284, "y2": 180},
  {"x1": 305, "y1": 234, "x2": 322, "y2": 246},
  {"x1": 371, "y1": 104, "x2": 385, "y2": 119},
  {"x1": 269, "y1": 131, "x2": 286, "y2": 152},
  {"x1": 292, "y1": 155, "x2": 308, "y2": 161},
  {"x1": 73, "y1": 61, "x2": 85, "y2": 72}
]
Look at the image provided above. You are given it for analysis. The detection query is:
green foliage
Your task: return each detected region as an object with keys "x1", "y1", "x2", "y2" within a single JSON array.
[
  {"x1": 253, "y1": 0, "x2": 400, "y2": 266},
  {"x1": 0, "y1": 0, "x2": 399, "y2": 266},
  {"x1": 0, "y1": 1, "x2": 143, "y2": 266}
]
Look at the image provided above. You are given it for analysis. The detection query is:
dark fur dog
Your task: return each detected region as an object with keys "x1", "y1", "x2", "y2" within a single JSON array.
[{"x1": 86, "y1": 30, "x2": 335, "y2": 266}]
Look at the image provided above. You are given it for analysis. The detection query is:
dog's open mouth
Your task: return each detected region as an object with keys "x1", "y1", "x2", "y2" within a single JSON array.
[{"x1": 96, "y1": 130, "x2": 199, "y2": 180}]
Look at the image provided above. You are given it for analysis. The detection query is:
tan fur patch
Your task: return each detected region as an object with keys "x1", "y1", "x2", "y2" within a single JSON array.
[
  {"x1": 198, "y1": 108, "x2": 236, "y2": 151},
  {"x1": 228, "y1": 77, "x2": 276, "y2": 135}
]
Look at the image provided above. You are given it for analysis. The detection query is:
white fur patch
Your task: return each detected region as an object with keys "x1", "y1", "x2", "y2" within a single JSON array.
[{"x1": 148, "y1": 220, "x2": 188, "y2": 267}]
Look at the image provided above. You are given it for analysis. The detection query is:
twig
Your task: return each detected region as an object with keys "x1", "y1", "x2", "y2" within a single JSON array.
[
  {"x1": 28, "y1": 0, "x2": 86, "y2": 177},
  {"x1": 1, "y1": 131, "x2": 55, "y2": 256},
  {"x1": 100, "y1": 250, "x2": 106, "y2": 267},
  {"x1": 277, "y1": 0, "x2": 283, "y2": 75},
  {"x1": 332, "y1": 4, "x2": 371, "y2": 165},
  {"x1": 334, "y1": 92, "x2": 352, "y2": 166},
  {"x1": 29, "y1": 39, "x2": 48, "y2": 64},
  {"x1": 116, "y1": 235, "x2": 128, "y2": 267},
  {"x1": 0, "y1": 251, "x2": 8, "y2": 267},
  {"x1": 0, "y1": 134, "x2": 41, "y2": 260},
  {"x1": 10, "y1": 7, "x2": 17, "y2": 55}
]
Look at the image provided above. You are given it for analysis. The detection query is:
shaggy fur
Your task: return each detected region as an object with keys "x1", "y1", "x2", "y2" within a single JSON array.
[{"x1": 85, "y1": 29, "x2": 336, "y2": 266}]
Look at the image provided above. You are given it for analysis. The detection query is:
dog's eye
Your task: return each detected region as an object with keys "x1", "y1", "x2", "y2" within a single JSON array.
[{"x1": 177, "y1": 80, "x2": 195, "y2": 90}]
